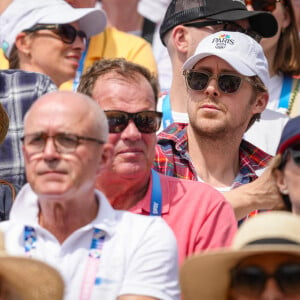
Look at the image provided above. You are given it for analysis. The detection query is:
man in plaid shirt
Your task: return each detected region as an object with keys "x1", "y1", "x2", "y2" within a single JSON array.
[
  {"x1": 154, "y1": 32, "x2": 285, "y2": 221},
  {"x1": 0, "y1": 70, "x2": 56, "y2": 191}
]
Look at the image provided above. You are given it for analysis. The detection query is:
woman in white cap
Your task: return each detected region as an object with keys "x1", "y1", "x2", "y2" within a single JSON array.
[
  {"x1": 180, "y1": 211, "x2": 300, "y2": 300},
  {"x1": 0, "y1": 0, "x2": 106, "y2": 87}
]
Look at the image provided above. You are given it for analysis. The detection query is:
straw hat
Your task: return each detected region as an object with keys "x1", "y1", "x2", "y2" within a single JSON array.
[
  {"x1": 180, "y1": 212, "x2": 300, "y2": 300},
  {"x1": 0, "y1": 103, "x2": 9, "y2": 144},
  {"x1": 0, "y1": 231, "x2": 64, "y2": 300}
]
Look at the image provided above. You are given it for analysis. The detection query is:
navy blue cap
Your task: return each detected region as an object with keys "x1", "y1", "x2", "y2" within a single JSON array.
[{"x1": 277, "y1": 116, "x2": 300, "y2": 154}]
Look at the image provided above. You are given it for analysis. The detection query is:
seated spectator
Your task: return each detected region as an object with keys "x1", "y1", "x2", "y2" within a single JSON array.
[
  {"x1": 156, "y1": 0, "x2": 286, "y2": 156},
  {"x1": 180, "y1": 211, "x2": 300, "y2": 300},
  {"x1": 157, "y1": 0, "x2": 277, "y2": 132},
  {"x1": 78, "y1": 58, "x2": 237, "y2": 265},
  {"x1": 0, "y1": 0, "x2": 106, "y2": 87},
  {"x1": 154, "y1": 31, "x2": 282, "y2": 220},
  {"x1": 0, "y1": 231, "x2": 64, "y2": 300},
  {"x1": 0, "y1": 91, "x2": 180, "y2": 300},
  {"x1": 0, "y1": 70, "x2": 56, "y2": 193},
  {"x1": 272, "y1": 116, "x2": 300, "y2": 212}
]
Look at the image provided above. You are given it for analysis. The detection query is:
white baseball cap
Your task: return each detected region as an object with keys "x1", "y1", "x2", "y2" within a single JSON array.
[
  {"x1": 183, "y1": 31, "x2": 270, "y2": 89},
  {"x1": 0, "y1": 0, "x2": 107, "y2": 57}
]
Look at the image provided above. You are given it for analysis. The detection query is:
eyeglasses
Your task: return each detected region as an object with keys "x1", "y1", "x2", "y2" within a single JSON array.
[
  {"x1": 23, "y1": 24, "x2": 87, "y2": 45},
  {"x1": 230, "y1": 263, "x2": 300, "y2": 296},
  {"x1": 183, "y1": 20, "x2": 262, "y2": 42},
  {"x1": 21, "y1": 132, "x2": 105, "y2": 154},
  {"x1": 183, "y1": 70, "x2": 257, "y2": 94},
  {"x1": 104, "y1": 110, "x2": 162, "y2": 134},
  {"x1": 245, "y1": 0, "x2": 284, "y2": 12}
]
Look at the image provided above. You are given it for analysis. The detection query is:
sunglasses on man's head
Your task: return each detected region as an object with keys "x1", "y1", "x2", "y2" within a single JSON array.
[
  {"x1": 23, "y1": 24, "x2": 87, "y2": 45},
  {"x1": 104, "y1": 110, "x2": 162, "y2": 134},
  {"x1": 183, "y1": 20, "x2": 262, "y2": 42},
  {"x1": 230, "y1": 263, "x2": 300, "y2": 297},
  {"x1": 183, "y1": 70, "x2": 256, "y2": 94},
  {"x1": 245, "y1": 0, "x2": 284, "y2": 12}
]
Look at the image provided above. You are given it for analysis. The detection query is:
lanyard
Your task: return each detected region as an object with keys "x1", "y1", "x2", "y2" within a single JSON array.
[
  {"x1": 72, "y1": 39, "x2": 90, "y2": 91},
  {"x1": 278, "y1": 75, "x2": 293, "y2": 110},
  {"x1": 24, "y1": 226, "x2": 105, "y2": 300},
  {"x1": 24, "y1": 225, "x2": 37, "y2": 256},
  {"x1": 150, "y1": 169, "x2": 162, "y2": 216},
  {"x1": 80, "y1": 228, "x2": 105, "y2": 300},
  {"x1": 161, "y1": 94, "x2": 173, "y2": 129}
]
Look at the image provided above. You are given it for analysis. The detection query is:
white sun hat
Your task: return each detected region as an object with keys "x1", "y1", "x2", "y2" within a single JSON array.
[{"x1": 0, "y1": 0, "x2": 107, "y2": 57}]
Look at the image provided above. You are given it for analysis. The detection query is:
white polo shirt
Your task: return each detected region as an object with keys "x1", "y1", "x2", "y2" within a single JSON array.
[{"x1": 0, "y1": 184, "x2": 180, "y2": 300}]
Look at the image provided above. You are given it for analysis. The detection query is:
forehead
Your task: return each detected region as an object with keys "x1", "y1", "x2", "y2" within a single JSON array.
[
  {"x1": 25, "y1": 97, "x2": 93, "y2": 133},
  {"x1": 92, "y1": 73, "x2": 156, "y2": 111},
  {"x1": 193, "y1": 55, "x2": 237, "y2": 72}
]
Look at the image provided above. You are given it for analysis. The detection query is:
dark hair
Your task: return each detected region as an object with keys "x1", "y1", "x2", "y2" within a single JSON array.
[
  {"x1": 246, "y1": 75, "x2": 268, "y2": 131},
  {"x1": 273, "y1": 0, "x2": 300, "y2": 75},
  {"x1": 78, "y1": 58, "x2": 159, "y2": 104},
  {"x1": 275, "y1": 152, "x2": 292, "y2": 211},
  {"x1": 8, "y1": 44, "x2": 19, "y2": 69}
]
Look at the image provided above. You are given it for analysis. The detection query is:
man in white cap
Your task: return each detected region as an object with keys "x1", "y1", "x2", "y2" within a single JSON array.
[
  {"x1": 157, "y1": 0, "x2": 288, "y2": 155},
  {"x1": 180, "y1": 211, "x2": 300, "y2": 300},
  {"x1": 154, "y1": 31, "x2": 284, "y2": 221}
]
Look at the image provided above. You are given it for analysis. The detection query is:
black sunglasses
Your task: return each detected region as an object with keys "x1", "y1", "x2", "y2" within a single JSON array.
[
  {"x1": 23, "y1": 24, "x2": 87, "y2": 45},
  {"x1": 287, "y1": 148, "x2": 300, "y2": 166},
  {"x1": 183, "y1": 70, "x2": 256, "y2": 94},
  {"x1": 183, "y1": 20, "x2": 262, "y2": 42},
  {"x1": 231, "y1": 263, "x2": 300, "y2": 296},
  {"x1": 104, "y1": 110, "x2": 162, "y2": 134},
  {"x1": 280, "y1": 144, "x2": 300, "y2": 169},
  {"x1": 246, "y1": 0, "x2": 284, "y2": 12}
]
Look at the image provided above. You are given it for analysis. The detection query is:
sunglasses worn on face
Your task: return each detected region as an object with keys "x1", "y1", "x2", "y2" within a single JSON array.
[
  {"x1": 280, "y1": 144, "x2": 300, "y2": 169},
  {"x1": 246, "y1": 0, "x2": 284, "y2": 12},
  {"x1": 231, "y1": 263, "x2": 300, "y2": 296},
  {"x1": 183, "y1": 70, "x2": 256, "y2": 94},
  {"x1": 287, "y1": 148, "x2": 300, "y2": 166},
  {"x1": 23, "y1": 24, "x2": 87, "y2": 45},
  {"x1": 183, "y1": 20, "x2": 262, "y2": 42},
  {"x1": 104, "y1": 110, "x2": 163, "y2": 134}
]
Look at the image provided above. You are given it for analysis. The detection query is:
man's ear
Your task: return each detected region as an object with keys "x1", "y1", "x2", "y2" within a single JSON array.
[
  {"x1": 253, "y1": 91, "x2": 268, "y2": 114},
  {"x1": 15, "y1": 32, "x2": 32, "y2": 56},
  {"x1": 172, "y1": 25, "x2": 191, "y2": 54},
  {"x1": 96, "y1": 143, "x2": 113, "y2": 175}
]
